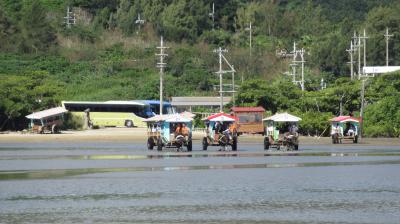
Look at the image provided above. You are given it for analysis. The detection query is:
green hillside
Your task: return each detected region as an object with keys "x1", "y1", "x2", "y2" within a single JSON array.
[{"x1": 0, "y1": 0, "x2": 399, "y2": 136}]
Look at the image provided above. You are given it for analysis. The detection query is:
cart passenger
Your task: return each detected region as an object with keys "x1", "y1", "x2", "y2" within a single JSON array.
[
  {"x1": 221, "y1": 122, "x2": 233, "y2": 140},
  {"x1": 175, "y1": 123, "x2": 183, "y2": 136},
  {"x1": 289, "y1": 124, "x2": 298, "y2": 134},
  {"x1": 347, "y1": 123, "x2": 355, "y2": 136},
  {"x1": 229, "y1": 122, "x2": 237, "y2": 133},
  {"x1": 175, "y1": 123, "x2": 189, "y2": 136},
  {"x1": 333, "y1": 123, "x2": 343, "y2": 137},
  {"x1": 214, "y1": 121, "x2": 223, "y2": 134},
  {"x1": 181, "y1": 123, "x2": 189, "y2": 136}
]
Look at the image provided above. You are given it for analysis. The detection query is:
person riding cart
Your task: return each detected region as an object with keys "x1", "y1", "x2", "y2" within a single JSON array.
[
  {"x1": 330, "y1": 116, "x2": 360, "y2": 144},
  {"x1": 263, "y1": 112, "x2": 301, "y2": 151},
  {"x1": 202, "y1": 112, "x2": 239, "y2": 151},
  {"x1": 145, "y1": 114, "x2": 193, "y2": 151}
]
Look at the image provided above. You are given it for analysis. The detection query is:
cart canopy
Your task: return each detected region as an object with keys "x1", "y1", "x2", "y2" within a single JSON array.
[
  {"x1": 26, "y1": 107, "x2": 68, "y2": 120},
  {"x1": 144, "y1": 114, "x2": 192, "y2": 123},
  {"x1": 204, "y1": 112, "x2": 238, "y2": 122},
  {"x1": 180, "y1": 111, "x2": 196, "y2": 119},
  {"x1": 263, "y1": 112, "x2": 301, "y2": 122},
  {"x1": 330, "y1": 116, "x2": 360, "y2": 123}
]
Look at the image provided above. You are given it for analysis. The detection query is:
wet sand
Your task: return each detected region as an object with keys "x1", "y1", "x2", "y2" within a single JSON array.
[
  {"x1": 1, "y1": 128, "x2": 400, "y2": 223},
  {"x1": 0, "y1": 127, "x2": 399, "y2": 146}
]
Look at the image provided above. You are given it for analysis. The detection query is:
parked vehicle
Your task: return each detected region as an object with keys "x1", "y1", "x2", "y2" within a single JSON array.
[
  {"x1": 26, "y1": 107, "x2": 67, "y2": 134},
  {"x1": 330, "y1": 116, "x2": 360, "y2": 144},
  {"x1": 202, "y1": 113, "x2": 239, "y2": 151},
  {"x1": 263, "y1": 112, "x2": 301, "y2": 151},
  {"x1": 145, "y1": 114, "x2": 193, "y2": 151}
]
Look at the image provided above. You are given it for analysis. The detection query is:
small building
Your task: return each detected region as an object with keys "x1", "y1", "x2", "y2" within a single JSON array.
[{"x1": 230, "y1": 106, "x2": 265, "y2": 134}]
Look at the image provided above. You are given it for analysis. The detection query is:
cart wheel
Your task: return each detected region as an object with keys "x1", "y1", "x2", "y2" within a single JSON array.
[
  {"x1": 147, "y1": 138, "x2": 154, "y2": 150},
  {"x1": 51, "y1": 124, "x2": 59, "y2": 134},
  {"x1": 232, "y1": 136, "x2": 238, "y2": 151},
  {"x1": 157, "y1": 138, "x2": 162, "y2": 151},
  {"x1": 294, "y1": 144, "x2": 299, "y2": 151},
  {"x1": 187, "y1": 139, "x2": 192, "y2": 152},
  {"x1": 202, "y1": 137, "x2": 208, "y2": 151},
  {"x1": 264, "y1": 137, "x2": 270, "y2": 150}
]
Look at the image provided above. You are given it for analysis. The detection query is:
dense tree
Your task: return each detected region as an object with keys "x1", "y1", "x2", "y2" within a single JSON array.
[
  {"x1": 364, "y1": 5, "x2": 400, "y2": 67},
  {"x1": 0, "y1": 8, "x2": 17, "y2": 52},
  {"x1": 0, "y1": 71, "x2": 64, "y2": 130},
  {"x1": 160, "y1": 0, "x2": 210, "y2": 42},
  {"x1": 19, "y1": 1, "x2": 57, "y2": 53}
]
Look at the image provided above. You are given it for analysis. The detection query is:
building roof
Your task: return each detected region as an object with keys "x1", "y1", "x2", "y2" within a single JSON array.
[
  {"x1": 62, "y1": 101, "x2": 146, "y2": 106},
  {"x1": 231, "y1": 106, "x2": 265, "y2": 113},
  {"x1": 26, "y1": 107, "x2": 68, "y2": 120},
  {"x1": 171, "y1": 97, "x2": 232, "y2": 106},
  {"x1": 263, "y1": 112, "x2": 301, "y2": 122},
  {"x1": 330, "y1": 116, "x2": 360, "y2": 123}
]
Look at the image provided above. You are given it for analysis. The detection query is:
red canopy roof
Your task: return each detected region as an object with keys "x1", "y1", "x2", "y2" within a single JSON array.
[
  {"x1": 231, "y1": 106, "x2": 265, "y2": 112},
  {"x1": 206, "y1": 112, "x2": 238, "y2": 121},
  {"x1": 330, "y1": 116, "x2": 360, "y2": 123}
]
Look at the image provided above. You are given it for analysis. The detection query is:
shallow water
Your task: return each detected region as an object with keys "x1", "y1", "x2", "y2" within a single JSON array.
[{"x1": 1, "y1": 142, "x2": 400, "y2": 223}]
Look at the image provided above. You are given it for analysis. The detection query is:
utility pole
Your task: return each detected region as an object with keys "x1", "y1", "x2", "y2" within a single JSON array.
[
  {"x1": 209, "y1": 2, "x2": 215, "y2": 30},
  {"x1": 298, "y1": 48, "x2": 306, "y2": 91},
  {"x1": 135, "y1": 14, "x2": 145, "y2": 34},
  {"x1": 213, "y1": 47, "x2": 236, "y2": 112},
  {"x1": 320, "y1": 78, "x2": 326, "y2": 90},
  {"x1": 156, "y1": 36, "x2": 168, "y2": 115},
  {"x1": 290, "y1": 42, "x2": 297, "y2": 83},
  {"x1": 346, "y1": 41, "x2": 355, "y2": 80},
  {"x1": 357, "y1": 34, "x2": 362, "y2": 79},
  {"x1": 352, "y1": 31, "x2": 361, "y2": 79},
  {"x1": 245, "y1": 22, "x2": 252, "y2": 57},
  {"x1": 384, "y1": 27, "x2": 394, "y2": 66},
  {"x1": 361, "y1": 29, "x2": 368, "y2": 69},
  {"x1": 359, "y1": 78, "x2": 366, "y2": 141},
  {"x1": 64, "y1": 6, "x2": 76, "y2": 29},
  {"x1": 232, "y1": 65, "x2": 235, "y2": 106},
  {"x1": 214, "y1": 47, "x2": 227, "y2": 111}
]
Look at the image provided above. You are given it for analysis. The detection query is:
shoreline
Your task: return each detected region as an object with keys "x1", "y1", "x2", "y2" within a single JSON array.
[{"x1": 0, "y1": 127, "x2": 399, "y2": 146}]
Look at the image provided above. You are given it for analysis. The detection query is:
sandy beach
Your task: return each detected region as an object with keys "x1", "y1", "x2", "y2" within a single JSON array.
[{"x1": 0, "y1": 127, "x2": 399, "y2": 146}]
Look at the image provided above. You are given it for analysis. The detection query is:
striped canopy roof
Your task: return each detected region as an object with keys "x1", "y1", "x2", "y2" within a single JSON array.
[{"x1": 330, "y1": 116, "x2": 360, "y2": 123}]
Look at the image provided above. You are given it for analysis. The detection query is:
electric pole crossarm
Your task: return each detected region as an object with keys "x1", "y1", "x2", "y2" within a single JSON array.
[{"x1": 221, "y1": 55, "x2": 235, "y2": 72}]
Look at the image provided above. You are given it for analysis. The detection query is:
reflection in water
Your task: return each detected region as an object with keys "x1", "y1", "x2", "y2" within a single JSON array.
[
  {"x1": 1, "y1": 159, "x2": 400, "y2": 180},
  {"x1": 1, "y1": 145, "x2": 400, "y2": 224},
  {"x1": 6, "y1": 193, "x2": 162, "y2": 201},
  {"x1": 2, "y1": 151, "x2": 400, "y2": 161}
]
